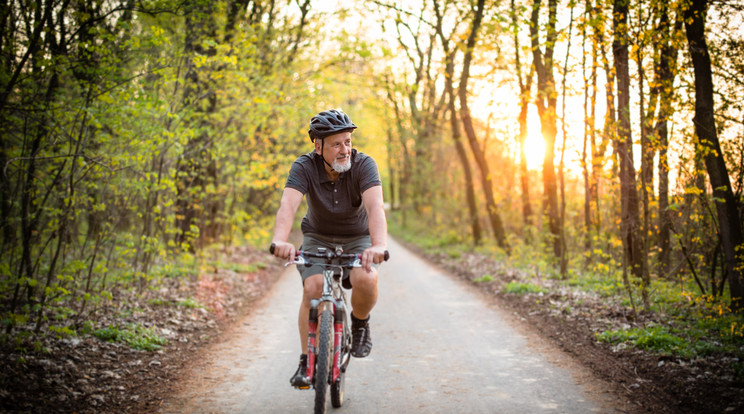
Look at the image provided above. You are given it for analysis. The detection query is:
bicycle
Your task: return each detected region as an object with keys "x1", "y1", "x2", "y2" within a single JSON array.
[{"x1": 270, "y1": 243, "x2": 389, "y2": 414}]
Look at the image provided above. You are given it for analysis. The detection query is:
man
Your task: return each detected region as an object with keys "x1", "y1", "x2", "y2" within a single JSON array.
[{"x1": 270, "y1": 109, "x2": 388, "y2": 388}]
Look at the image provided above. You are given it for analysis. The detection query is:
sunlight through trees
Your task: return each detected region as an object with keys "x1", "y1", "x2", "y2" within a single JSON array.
[{"x1": 1, "y1": 0, "x2": 743, "y2": 341}]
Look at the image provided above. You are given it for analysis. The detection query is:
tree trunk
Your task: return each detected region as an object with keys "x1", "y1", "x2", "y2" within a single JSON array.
[
  {"x1": 450, "y1": 102, "x2": 482, "y2": 245},
  {"x1": 558, "y1": 3, "x2": 575, "y2": 277},
  {"x1": 636, "y1": 3, "x2": 651, "y2": 307},
  {"x1": 512, "y1": 0, "x2": 534, "y2": 232},
  {"x1": 656, "y1": 6, "x2": 682, "y2": 276},
  {"x1": 684, "y1": 0, "x2": 744, "y2": 308},
  {"x1": 384, "y1": 78, "x2": 412, "y2": 224},
  {"x1": 175, "y1": 0, "x2": 218, "y2": 250},
  {"x1": 458, "y1": 0, "x2": 508, "y2": 250},
  {"x1": 583, "y1": 0, "x2": 602, "y2": 252},
  {"x1": 530, "y1": 0, "x2": 561, "y2": 259},
  {"x1": 593, "y1": 1, "x2": 615, "y2": 235},
  {"x1": 614, "y1": 0, "x2": 644, "y2": 307},
  {"x1": 434, "y1": 1, "x2": 482, "y2": 245}
]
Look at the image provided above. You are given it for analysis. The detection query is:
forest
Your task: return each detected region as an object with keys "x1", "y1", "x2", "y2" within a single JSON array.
[{"x1": 1, "y1": 0, "x2": 743, "y2": 411}]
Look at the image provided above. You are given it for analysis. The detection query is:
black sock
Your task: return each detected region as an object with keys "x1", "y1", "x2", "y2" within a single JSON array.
[{"x1": 351, "y1": 312, "x2": 369, "y2": 324}]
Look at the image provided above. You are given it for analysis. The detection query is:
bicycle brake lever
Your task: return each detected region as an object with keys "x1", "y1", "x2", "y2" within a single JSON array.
[{"x1": 285, "y1": 255, "x2": 306, "y2": 267}]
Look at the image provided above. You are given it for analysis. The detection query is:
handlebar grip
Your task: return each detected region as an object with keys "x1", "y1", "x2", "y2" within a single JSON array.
[
  {"x1": 384, "y1": 250, "x2": 390, "y2": 261},
  {"x1": 269, "y1": 243, "x2": 275, "y2": 254}
]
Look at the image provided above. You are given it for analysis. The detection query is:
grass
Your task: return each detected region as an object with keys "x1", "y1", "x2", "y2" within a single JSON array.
[
  {"x1": 597, "y1": 326, "x2": 688, "y2": 355},
  {"x1": 503, "y1": 281, "x2": 548, "y2": 295},
  {"x1": 474, "y1": 274, "x2": 495, "y2": 283},
  {"x1": 218, "y1": 261, "x2": 267, "y2": 274},
  {"x1": 93, "y1": 323, "x2": 167, "y2": 351},
  {"x1": 596, "y1": 318, "x2": 744, "y2": 360},
  {"x1": 149, "y1": 297, "x2": 204, "y2": 309},
  {"x1": 177, "y1": 298, "x2": 203, "y2": 309}
]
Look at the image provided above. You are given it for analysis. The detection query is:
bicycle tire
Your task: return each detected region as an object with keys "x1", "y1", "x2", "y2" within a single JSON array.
[
  {"x1": 314, "y1": 307, "x2": 333, "y2": 414},
  {"x1": 331, "y1": 309, "x2": 349, "y2": 408}
]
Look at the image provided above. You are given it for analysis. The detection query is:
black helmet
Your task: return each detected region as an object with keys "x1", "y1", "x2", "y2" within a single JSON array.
[{"x1": 308, "y1": 109, "x2": 357, "y2": 142}]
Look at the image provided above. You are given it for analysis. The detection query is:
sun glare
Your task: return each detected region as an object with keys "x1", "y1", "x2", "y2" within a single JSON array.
[{"x1": 523, "y1": 127, "x2": 546, "y2": 171}]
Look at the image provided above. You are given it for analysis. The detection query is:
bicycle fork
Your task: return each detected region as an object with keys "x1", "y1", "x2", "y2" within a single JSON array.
[
  {"x1": 332, "y1": 301, "x2": 345, "y2": 383},
  {"x1": 305, "y1": 301, "x2": 320, "y2": 389},
  {"x1": 305, "y1": 299, "x2": 344, "y2": 388}
]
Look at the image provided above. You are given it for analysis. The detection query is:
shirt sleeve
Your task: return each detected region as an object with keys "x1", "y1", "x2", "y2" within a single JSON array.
[
  {"x1": 358, "y1": 155, "x2": 382, "y2": 193},
  {"x1": 285, "y1": 158, "x2": 309, "y2": 194}
]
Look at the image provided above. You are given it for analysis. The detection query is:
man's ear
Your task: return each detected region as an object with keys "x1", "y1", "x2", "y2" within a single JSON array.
[{"x1": 314, "y1": 140, "x2": 322, "y2": 154}]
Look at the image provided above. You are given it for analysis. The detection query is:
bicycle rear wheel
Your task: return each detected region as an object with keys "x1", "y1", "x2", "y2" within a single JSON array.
[{"x1": 314, "y1": 307, "x2": 333, "y2": 414}]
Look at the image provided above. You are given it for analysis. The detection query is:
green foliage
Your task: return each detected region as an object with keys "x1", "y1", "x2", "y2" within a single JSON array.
[
  {"x1": 597, "y1": 326, "x2": 687, "y2": 355},
  {"x1": 93, "y1": 323, "x2": 167, "y2": 351},
  {"x1": 177, "y1": 298, "x2": 204, "y2": 309},
  {"x1": 503, "y1": 282, "x2": 548, "y2": 295},
  {"x1": 149, "y1": 296, "x2": 203, "y2": 309},
  {"x1": 48, "y1": 325, "x2": 77, "y2": 339},
  {"x1": 217, "y1": 262, "x2": 267, "y2": 274},
  {"x1": 474, "y1": 275, "x2": 495, "y2": 283},
  {"x1": 566, "y1": 270, "x2": 625, "y2": 298},
  {"x1": 1, "y1": 0, "x2": 342, "y2": 345},
  {"x1": 597, "y1": 292, "x2": 744, "y2": 358}
]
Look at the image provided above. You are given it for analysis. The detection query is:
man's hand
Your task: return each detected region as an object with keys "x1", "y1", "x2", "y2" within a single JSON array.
[
  {"x1": 271, "y1": 241, "x2": 296, "y2": 262},
  {"x1": 361, "y1": 245, "x2": 387, "y2": 272}
]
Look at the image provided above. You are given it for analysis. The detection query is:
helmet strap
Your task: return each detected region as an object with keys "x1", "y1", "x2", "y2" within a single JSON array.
[{"x1": 319, "y1": 138, "x2": 336, "y2": 172}]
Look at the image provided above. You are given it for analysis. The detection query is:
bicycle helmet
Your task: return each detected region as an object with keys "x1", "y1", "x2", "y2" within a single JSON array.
[{"x1": 308, "y1": 109, "x2": 357, "y2": 142}]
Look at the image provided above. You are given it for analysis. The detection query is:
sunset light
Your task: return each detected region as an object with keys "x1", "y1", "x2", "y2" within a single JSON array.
[{"x1": 524, "y1": 125, "x2": 547, "y2": 171}]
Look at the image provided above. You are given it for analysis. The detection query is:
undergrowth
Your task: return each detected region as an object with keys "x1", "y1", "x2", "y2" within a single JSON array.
[
  {"x1": 503, "y1": 281, "x2": 548, "y2": 295},
  {"x1": 1, "y1": 245, "x2": 267, "y2": 353},
  {"x1": 388, "y1": 211, "x2": 744, "y2": 361},
  {"x1": 93, "y1": 323, "x2": 167, "y2": 351}
]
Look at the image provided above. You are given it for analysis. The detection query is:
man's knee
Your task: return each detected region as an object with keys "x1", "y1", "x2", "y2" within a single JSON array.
[
  {"x1": 350, "y1": 268, "x2": 378, "y2": 292},
  {"x1": 302, "y1": 274, "x2": 323, "y2": 300}
]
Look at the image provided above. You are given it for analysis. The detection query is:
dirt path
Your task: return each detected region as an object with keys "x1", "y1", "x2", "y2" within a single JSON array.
[{"x1": 159, "y1": 238, "x2": 621, "y2": 413}]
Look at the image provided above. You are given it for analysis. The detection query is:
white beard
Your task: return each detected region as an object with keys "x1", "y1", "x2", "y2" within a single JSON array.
[{"x1": 332, "y1": 157, "x2": 351, "y2": 173}]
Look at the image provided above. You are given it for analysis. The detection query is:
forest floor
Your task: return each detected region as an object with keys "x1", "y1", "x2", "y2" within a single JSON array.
[{"x1": 1, "y1": 242, "x2": 742, "y2": 413}]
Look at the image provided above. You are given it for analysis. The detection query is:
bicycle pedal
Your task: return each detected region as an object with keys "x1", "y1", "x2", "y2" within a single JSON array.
[{"x1": 296, "y1": 385, "x2": 310, "y2": 390}]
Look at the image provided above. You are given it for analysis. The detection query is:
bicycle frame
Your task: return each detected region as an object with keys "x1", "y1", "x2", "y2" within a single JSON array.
[
  {"x1": 294, "y1": 249, "x2": 358, "y2": 388},
  {"x1": 305, "y1": 264, "x2": 350, "y2": 387}
]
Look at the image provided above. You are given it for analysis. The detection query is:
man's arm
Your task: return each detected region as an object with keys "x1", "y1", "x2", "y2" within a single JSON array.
[
  {"x1": 361, "y1": 185, "x2": 388, "y2": 271},
  {"x1": 271, "y1": 187, "x2": 304, "y2": 261}
]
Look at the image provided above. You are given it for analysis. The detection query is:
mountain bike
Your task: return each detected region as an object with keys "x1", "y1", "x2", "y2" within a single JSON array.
[{"x1": 270, "y1": 243, "x2": 388, "y2": 414}]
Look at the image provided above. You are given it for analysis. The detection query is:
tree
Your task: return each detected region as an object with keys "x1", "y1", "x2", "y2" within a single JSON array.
[
  {"x1": 175, "y1": 0, "x2": 218, "y2": 250},
  {"x1": 434, "y1": 0, "x2": 483, "y2": 245},
  {"x1": 459, "y1": 0, "x2": 509, "y2": 251},
  {"x1": 653, "y1": 1, "x2": 682, "y2": 276},
  {"x1": 684, "y1": 0, "x2": 744, "y2": 308},
  {"x1": 613, "y1": 0, "x2": 644, "y2": 308},
  {"x1": 529, "y1": 0, "x2": 560, "y2": 259},
  {"x1": 511, "y1": 0, "x2": 535, "y2": 232}
]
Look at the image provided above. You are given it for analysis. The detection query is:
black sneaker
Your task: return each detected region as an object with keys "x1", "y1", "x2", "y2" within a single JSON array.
[
  {"x1": 351, "y1": 314, "x2": 372, "y2": 358},
  {"x1": 290, "y1": 354, "x2": 310, "y2": 388}
]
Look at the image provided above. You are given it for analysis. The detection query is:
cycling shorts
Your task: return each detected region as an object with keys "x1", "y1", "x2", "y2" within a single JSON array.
[{"x1": 297, "y1": 233, "x2": 375, "y2": 286}]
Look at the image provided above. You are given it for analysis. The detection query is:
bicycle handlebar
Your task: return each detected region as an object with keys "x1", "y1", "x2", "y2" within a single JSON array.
[{"x1": 269, "y1": 243, "x2": 390, "y2": 265}]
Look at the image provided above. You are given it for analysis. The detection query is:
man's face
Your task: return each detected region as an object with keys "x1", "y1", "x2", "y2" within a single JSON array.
[{"x1": 316, "y1": 131, "x2": 352, "y2": 172}]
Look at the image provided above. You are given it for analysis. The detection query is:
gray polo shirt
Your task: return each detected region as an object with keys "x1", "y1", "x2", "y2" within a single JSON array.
[{"x1": 285, "y1": 149, "x2": 381, "y2": 237}]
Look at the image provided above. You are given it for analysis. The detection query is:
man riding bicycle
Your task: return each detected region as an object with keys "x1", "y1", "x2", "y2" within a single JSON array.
[{"x1": 270, "y1": 109, "x2": 388, "y2": 388}]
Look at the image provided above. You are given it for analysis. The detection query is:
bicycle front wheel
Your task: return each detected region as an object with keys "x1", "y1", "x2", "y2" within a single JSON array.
[
  {"x1": 314, "y1": 307, "x2": 333, "y2": 414},
  {"x1": 331, "y1": 307, "x2": 349, "y2": 408}
]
